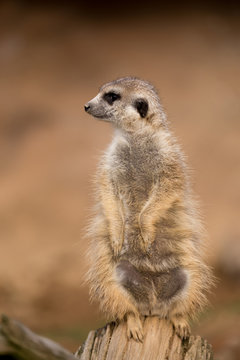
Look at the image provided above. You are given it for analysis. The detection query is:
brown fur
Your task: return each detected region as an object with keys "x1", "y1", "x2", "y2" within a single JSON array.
[{"x1": 84, "y1": 77, "x2": 213, "y2": 342}]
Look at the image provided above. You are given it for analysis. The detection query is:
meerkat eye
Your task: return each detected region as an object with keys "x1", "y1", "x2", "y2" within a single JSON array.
[
  {"x1": 134, "y1": 98, "x2": 148, "y2": 118},
  {"x1": 103, "y1": 92, "x2": 121, "y2": 105}
]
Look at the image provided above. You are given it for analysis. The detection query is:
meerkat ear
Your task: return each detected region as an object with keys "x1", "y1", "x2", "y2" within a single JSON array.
[{"x1": 135, "y1": 99, "x2": 148, "y2": 118}]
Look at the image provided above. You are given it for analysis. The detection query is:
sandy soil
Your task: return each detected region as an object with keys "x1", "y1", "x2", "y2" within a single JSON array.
[{"x1": 0, "y1": 2, "x2": 239, "y2": 357}]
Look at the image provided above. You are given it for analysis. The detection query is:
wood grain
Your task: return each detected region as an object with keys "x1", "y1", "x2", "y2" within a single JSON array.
[
  {"x1": 0, "y1": 315, "x2": 213, "y2": 360},
  {"x1": 75, "y1": 318, "x2": 213, "y2": 360}
]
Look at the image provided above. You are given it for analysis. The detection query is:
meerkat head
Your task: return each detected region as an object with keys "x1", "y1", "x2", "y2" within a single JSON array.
[{"x1": 84, "y1": 77, "x2": 167, "y2": 131}]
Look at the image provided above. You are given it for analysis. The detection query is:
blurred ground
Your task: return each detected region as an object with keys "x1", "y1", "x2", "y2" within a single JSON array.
[{"x1": 0, "y1": 1, "x2": 240, "y2": 358}]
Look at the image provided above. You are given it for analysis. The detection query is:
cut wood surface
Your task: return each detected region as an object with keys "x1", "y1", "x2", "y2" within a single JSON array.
[
  {"x1": 75, "y1": 317, "x2": 213, "y2": 360},
  {"x1": 0, "y1": 314, "x2": 213, "y2": 360}
]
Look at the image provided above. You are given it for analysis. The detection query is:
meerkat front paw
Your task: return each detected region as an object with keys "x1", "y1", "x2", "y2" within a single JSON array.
[
  {"x1": 171, "y1": 317, "x2": 191, "y2": 340},
  {"x1": 126, "y1": 313, "x2": 144, "y2": 343},
  {"x1": 112, "y1": 237, "x2": 123, "y2": 256},
  {"x1": 138, "y1": 218, "x2": 155, "y2": 252},
  {"x1": 139, "y1": 230, "x2": 154, "y2": 252},
  {"x1": 140, "y1": 235, "x2": 150, "y2": 252}
]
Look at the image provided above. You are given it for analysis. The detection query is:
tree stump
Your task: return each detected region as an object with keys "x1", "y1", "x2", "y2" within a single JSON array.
[
  {"x1": 0, "y1": 315, "x2": 213, "y2": 360},
  {"x1": 75, "y1": 317, "x2": 213, "y2": 360}
]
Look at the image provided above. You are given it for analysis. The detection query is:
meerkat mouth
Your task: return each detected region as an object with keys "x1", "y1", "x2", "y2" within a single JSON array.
[
  {"x1": 93, "y1": 114, "x2": 111, "y2": 121},
  {"x1": 93, "y1": 114, "x2": 107, "y2": 119}
]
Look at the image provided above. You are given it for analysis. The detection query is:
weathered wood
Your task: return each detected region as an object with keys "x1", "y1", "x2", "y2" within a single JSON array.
[
  {"x1": 75, "y1": 317, "x2": 214, "y2": 360},
  {"x1": 0, "y1": 315, "x2": 213, "y2": 360},
  {"x1": 0, "y1": 314, "x2": 76, "y2": 360}
]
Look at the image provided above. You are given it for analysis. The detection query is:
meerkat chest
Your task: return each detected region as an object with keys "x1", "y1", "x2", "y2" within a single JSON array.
[{"x1": 108, "y1": 138, "x2": 161, "y2": 198}]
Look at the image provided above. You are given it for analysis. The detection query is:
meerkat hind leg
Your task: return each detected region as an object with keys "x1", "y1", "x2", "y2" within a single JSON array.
[
  {"x1": 171, "y1": 316, "x2": 190, "y2": 340},
  {"x1": 126, "y1": 313, "x2": 144, "y2": 342}
]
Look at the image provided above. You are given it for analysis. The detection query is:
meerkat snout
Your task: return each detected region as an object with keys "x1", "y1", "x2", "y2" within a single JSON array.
[{"x1": 84, "y1": 104, "x2": 90, "y2": 112}]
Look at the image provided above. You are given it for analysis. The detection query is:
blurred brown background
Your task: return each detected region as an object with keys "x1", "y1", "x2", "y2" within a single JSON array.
[{"x1": 0, "y1": 1, "x2": 240, "y2": 359}]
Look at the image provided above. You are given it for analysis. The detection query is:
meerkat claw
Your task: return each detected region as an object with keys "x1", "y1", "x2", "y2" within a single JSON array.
[
  {"x1": 140, "y1": 235, "x2": 151, "y2": 252},
  {"x1": 171, "y1": 318, "x2": 191, "y2": 340},
  {"x1": 176, "y1": 324, "x2": 190, "y2": 340},
  {"x1": 112, "y1": 239, "x2": 123, "y2": 257},
  {"x1": 127, "y1": 326, "x2": 144, "y2": 343},
  {"x1": 127, "y1": 314, "x2": 144, "y2": 343}
]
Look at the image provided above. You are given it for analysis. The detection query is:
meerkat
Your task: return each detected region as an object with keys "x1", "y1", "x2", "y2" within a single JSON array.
[{"x1": 84, "y1": 77, "x2": 213, "y2": 342}]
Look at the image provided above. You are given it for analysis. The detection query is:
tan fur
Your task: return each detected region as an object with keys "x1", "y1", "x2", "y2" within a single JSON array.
[{"x1": 84, "y1": 77, "x2": 213, "y2": 342}]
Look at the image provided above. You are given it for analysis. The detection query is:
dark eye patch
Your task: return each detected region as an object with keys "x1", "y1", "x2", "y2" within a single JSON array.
[
  {"x1": 103, "y1": 91, "x2": 121, "y2": 105},
  {"x1": 134, "y1": 98, "x2": 148, "y2": 118}
]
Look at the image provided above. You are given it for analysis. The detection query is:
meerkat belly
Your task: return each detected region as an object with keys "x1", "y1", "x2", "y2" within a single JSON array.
[{"x1": 115, "y1": 260, "x2": 188, "y2": 316}]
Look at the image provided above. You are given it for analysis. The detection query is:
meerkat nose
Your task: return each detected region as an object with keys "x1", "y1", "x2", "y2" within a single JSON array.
[{"x1": 84, "y1": 104, "x2": 91, "y2": 112}]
